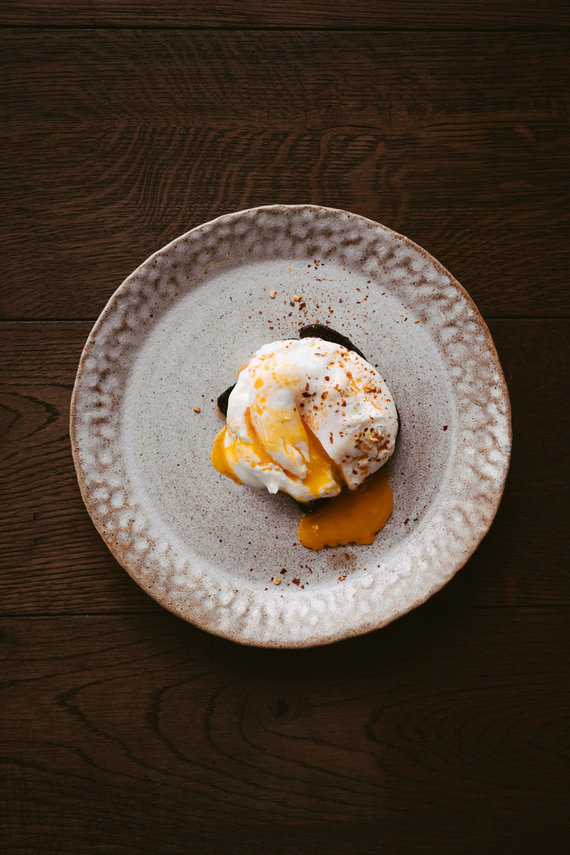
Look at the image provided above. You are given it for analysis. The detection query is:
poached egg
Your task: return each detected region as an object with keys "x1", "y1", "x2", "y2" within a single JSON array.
[{"x1": 211, "y1": 337, "x2": 398, "y2": 504}]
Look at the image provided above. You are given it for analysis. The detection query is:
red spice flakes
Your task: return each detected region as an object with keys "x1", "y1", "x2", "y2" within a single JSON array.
[
  {"x1": 292, "y1": 578, "x2": 300, "y2": 586},
  {"x1": 443, "y1": 425, "x2": 448, "y2": 431}
]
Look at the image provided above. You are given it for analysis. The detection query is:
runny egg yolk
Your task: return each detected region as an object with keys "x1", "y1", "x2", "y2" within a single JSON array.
[
  {"x1": 211, "y1": 404, "x2": 340, "y2": 498},
  {"x1": 297, "y1": 467, "x2": 393, "y2": 550},
  {"x1": 211, "y1": 404, "x2": 393, "y2": 550}
]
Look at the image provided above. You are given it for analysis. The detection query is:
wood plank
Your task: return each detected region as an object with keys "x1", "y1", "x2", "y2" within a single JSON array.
[
  {"x1": 2, "y1": 127, "x2": 568, "y2": 321},
  {"x1": 0, "y1": 323, "x2": 159, "y2": 613},
  {"x1": 1, "y1": 0, "x2": 569, "y2": 30},
  {"x1": 1, "y1": 319, "x2": 568, "y2": 613},
  {"x1": 1, "y1": 610, "x2": 569, "y2": 853},
  {"x1": 2, "y1": 31, "x2": 568, "y2": 319},
  {"x1": 3, "y1": 31, "x2": 566, "y2": 127}
]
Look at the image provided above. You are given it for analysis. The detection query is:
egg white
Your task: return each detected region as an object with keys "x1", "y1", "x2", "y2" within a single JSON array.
[{"x1": 223, "y1": 338, "x2": 399, "y2": 502}]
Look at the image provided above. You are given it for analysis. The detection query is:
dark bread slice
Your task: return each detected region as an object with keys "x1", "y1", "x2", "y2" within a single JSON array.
[
  {"x1": 298, "y1": 323, "x2": 367, "y2": 360},
  {"x1": 216, "y1": 384, "x2": 235, "y2": 418}
]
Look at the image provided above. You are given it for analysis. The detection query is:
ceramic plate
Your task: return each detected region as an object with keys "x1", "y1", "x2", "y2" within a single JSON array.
[{"x1": 71, "y1": 205, "x2": 511, "y2": 647}]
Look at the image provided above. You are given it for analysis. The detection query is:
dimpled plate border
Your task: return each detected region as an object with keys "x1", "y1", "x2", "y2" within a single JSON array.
[{"x1": 70, "y1": 205, "x2": 511, "y2": 647}]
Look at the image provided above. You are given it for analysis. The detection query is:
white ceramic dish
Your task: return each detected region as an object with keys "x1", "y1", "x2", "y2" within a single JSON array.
[{"x1": 71, "y1": 205, "x2": 511, "y2": 647}]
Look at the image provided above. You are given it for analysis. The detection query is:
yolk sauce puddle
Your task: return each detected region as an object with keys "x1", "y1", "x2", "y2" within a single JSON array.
[{"x1": 298, "y1": 467, "x2": 393, "y2": 550}]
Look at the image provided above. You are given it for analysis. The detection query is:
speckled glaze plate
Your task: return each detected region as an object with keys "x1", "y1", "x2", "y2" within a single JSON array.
[{"x1": 71, "y1": 205, "x2": 511, "y2": 647}]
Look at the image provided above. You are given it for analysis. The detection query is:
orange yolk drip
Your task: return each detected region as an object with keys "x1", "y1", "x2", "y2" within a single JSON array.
[
  {"x1": 211, "y1": 430, "x2": 241, "y2": 483},
  {"x1": 211, "y1": 406, "x2": 340, "y2": 498},
  {"x1": 297, "y1": 422, "x2": 340, "y2": 497},
  {"x1": 298, "y1": 467, "x2": 393, "y2": 550}
]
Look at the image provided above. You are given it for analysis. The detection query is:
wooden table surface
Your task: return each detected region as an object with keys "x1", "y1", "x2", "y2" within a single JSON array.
[{"x1": 2, "y1": 3, "x2": 569, "y2": 853}]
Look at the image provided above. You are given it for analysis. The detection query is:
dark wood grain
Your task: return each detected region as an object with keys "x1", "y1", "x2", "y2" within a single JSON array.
[
  {"x1": 1, "y1": 319, "x2": 568, "y2": 614},
  {"x1": 2, "y1": 6, "x2": 569, "y2": 853},
  {"x1": 1, "y1": 610, "x2": 569, "y2": 854},
  {"x1": 4, "y1": 30, "x2": 566, "y2": 129},
  {"x1": 1, "y1": 0, "x2": 570, "y2": 29},
  {"x1": 2, "y1": 31, "x2": 568, "y2": 319}
]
